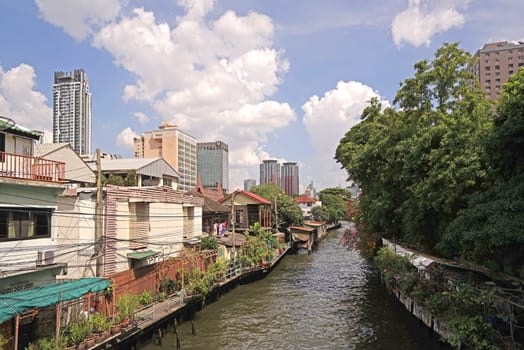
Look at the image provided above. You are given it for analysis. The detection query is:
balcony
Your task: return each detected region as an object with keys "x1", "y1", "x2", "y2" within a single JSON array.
[{"x1": 0, "y1": 152, "x2": 65, "y2": 183}]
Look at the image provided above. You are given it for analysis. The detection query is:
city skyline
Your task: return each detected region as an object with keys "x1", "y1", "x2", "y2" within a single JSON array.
[{"x1": 0, "y1": 1, "x2": 523, "y2": 191}]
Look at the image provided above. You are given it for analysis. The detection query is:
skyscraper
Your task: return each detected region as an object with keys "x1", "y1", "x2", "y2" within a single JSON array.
[
  {"x1": 259, "y1": 159, "x2": 280, "y2": 187},
  {"x1": 197, "y1": 141, "x2": 229, "y2": 193},
  {"x1": 133, "y1": 121, "x2": 197, "y2": 192},
  {"x1": 281, "y1": 162, "x2": 299, "y2": 196},
  {"x1": 474, "y1": 41, "x2": 524, "y2": 100},
  {"x1": 243, "y1": 179, "x2": 256, "y2": 191},
  {"x1": 53, "y1": 69, "x2": 92, "y2": 155}
]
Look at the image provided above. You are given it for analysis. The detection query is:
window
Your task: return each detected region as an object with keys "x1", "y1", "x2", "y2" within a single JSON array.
[
  {"x1": 129, "y1": 202, "x2": 149, "y2": 249},
  {"x1": 0, "y1": 133, "x2": 5, "y2": 163},
  {"x1": 0, "y1": 208, "x2": 52, "y2": 241}
]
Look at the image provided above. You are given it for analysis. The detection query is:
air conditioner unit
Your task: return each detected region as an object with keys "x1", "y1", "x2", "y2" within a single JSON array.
[{"x1": 36, "y1": 250, "x2": 55, "y2": 266}]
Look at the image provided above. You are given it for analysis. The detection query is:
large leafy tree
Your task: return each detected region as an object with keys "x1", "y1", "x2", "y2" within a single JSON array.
[
  {"x1": 317, "y1": 188, "x2": 351, "y2": 223},
  {"x1": 250, "y1": 183, "x2": 303, "y2": 228},
  {"x1": 336, "y1": 43, "x2": 492, "y2": 250},
  {"x1": 440, "y1": 69, "x2": 524, "y2": 277}
]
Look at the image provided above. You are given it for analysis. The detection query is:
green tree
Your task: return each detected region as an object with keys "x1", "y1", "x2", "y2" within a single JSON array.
[
  {"x1": 439, "y1": 68, "x2": 524, "y2": 277},
  {"x1": 250, "y1": 183, "x2": 303, "y2": 228},
  {"x1": 336, "y1": 42, "x2": 492, "y2": 250},
  {"x1": 102, "y1": 174, "x2": 125, "y2": 186},
  {"x1": 311, "y1": 205, "x2": 329, "y2": 222},
  {"x1": 317, "y1": 188, "x2": 351, "y2": 223}
]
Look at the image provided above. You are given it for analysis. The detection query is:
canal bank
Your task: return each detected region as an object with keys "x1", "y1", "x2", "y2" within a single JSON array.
[
  {"x1": 91, "y1": 244, "x2": 292, "y2": 350},
  {"x1": 141, "y1": 222, "x2": 444, "y2": 350}
]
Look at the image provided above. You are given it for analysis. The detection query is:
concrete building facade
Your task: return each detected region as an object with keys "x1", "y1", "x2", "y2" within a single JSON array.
[
  {"x1": 133, "y1": 121, "x2": 197, "y2": 192},
  {"x1": 281, "y1": 162, "x2": 299, "y2": 196},
  {"x1": 53, "y1": 69, "x2": 92, "y2": 155},
  {"x1": 243, "y1": 179, "x2": 256, "y2": 191},
  {"x1": 259, "y1": 159, "x2": 280, "y2": 187},
  {"x1": 474, "y1": 41, "x2": 524, "y2": 100}
]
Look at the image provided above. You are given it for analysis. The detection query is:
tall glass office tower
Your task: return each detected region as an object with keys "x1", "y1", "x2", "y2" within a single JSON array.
[{"x1": 197, "y1": 141, "x2": 229, "y2": 193}]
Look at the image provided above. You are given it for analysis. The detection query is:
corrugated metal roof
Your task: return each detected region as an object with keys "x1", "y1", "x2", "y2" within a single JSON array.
[
  {"x1": 0, "y1": 118, "x2": 42, "y2": 139},
  {"x1": 34, "y1": 143, "x2": 69, "y2": 157},
  {"x1": 92, "y1": 158, "x2": 180, "y2": 178}
]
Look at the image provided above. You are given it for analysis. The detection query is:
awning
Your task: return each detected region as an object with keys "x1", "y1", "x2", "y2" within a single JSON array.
[
  {"x1": 0, "y1": 277, "x2": 111, "y2": 323},
  {"x1": 127, "y1": 250, "x2": 159, "y2": 260}
]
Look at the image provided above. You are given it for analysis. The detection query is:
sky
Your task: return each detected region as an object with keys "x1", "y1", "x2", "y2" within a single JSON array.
[{"x1": 0, "y1": 1, "x2": 523, "y2": 193}]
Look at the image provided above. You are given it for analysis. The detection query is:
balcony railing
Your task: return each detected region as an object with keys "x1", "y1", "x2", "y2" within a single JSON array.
[{"x1": 0, "y1": 151, "x2": 65, "y2": 183}]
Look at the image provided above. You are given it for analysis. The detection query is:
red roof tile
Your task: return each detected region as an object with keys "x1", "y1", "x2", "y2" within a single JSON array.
[
  {"x1": 219, "y1": 190, "x2": 272, "y2": 205},
  {"x1": 294, "y1": 195, "x2": 316, "y2": 204}
]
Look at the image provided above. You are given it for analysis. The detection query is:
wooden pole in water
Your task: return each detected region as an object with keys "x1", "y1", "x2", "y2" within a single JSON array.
[{"x1": 191, "y1": 319, "x2": 196, "y2": 335}]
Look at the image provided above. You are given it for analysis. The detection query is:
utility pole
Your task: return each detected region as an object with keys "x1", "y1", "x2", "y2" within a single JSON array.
[
  {"x1": 230, "y1": 191, "x2": 236, "y2": 259},
  {"x1": 95, "y1": 149, "x2": 103, "y2": 277},
  {"x1": 273, "y1": 196, "x2": 279, "y2": 234}
]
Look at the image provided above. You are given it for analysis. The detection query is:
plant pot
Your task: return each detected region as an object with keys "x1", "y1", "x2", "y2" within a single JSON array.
[
  {"x1": 95, "y1": 331, "x2": 109, "y2": 343},
  {"x1": 110, "y1": 324, "x2": 122, "y2": 335},
  {"x1": 84, "y1": 336, "x2": 96, "y2": 348}
]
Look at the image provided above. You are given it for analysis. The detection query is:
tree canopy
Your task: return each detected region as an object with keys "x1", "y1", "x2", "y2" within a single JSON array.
[
  {"x1": 250, "y1": 183, "x2": 303, "y2": 228},
  {"x1": 317, "y1": 188, "x2": 351, "y2": 223},
  {"x1": 438, "y1": 68, "x2": 524, "y2": 277},
  {"x1": 336, "y1": 43, "x2": 524, "y2": 276},
  {"x1": 335, "y1": 42, "x2": 493, "y2": 251}
]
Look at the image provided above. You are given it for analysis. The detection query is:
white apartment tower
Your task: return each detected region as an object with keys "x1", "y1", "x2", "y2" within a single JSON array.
[{"x1": 53, "y1": 69, "x2": 92, "y2": 155}]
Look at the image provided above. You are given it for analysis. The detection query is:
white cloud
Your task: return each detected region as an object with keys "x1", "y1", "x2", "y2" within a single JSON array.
[
  {"x1": 90, "y1": 3, "x2": 292, "y2": 187},
  {"x1": 35, "y1": 0, "x2": 123, "y2": 40},
  {"x1": 116, "y1": 127, "x2": 138, "y2": 149},
  {"x1": 133, "y1": 112, "x2": 151, "y2": 124},
  {"x1": 391, "y1": 0, "x2": 467, "y2": 47},
  {"x1": 302, "y1": 81, "x2": 388, "y2": 189},
  {"x1": 0, "y1": 64, "x2": 52, "y2": 140}
]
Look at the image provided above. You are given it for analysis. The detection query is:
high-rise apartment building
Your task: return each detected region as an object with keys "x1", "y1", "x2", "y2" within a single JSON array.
[
  {"x1": 53, "y1": 69, "x2": 92, "y2": 155},
  {"x1": 133, "y1": 121, "x2": 197, "y2": 192},
  {"x1": 281, "y1": 162, "x2": 299, "y2": 196},
  {"x1": 260, "y1": 160, "x2": 280, "y2": 187},
  {"x1": 243, "y1": 179, "x2": 256, "y2": 191},
  {"x1": 197, "y1": 141, "x2": 229, "y2": 193},
  {"x1": 474, "y1": 41, "x2": 524, "y2": 100}
]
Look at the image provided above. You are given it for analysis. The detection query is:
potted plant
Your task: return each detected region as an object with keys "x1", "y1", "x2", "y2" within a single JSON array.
[
  {"x1": 115, "y1": 293, "x2": 138, "y2": 327},
  {"x1": 110, "y1": 315, "x2": 122, "y2": 335},
  {"x1": 157, "y1": 291, "x2": 166, "y2": 301},
  {"x1": 69, "y1": 320, "x2": 89, "y2": 349},
  {"x1": 91, "y1": 313, "x2": 111, "y2": 343},
  {"x1": 138, "y1": 290, "x2": 153, "y2": 307}
]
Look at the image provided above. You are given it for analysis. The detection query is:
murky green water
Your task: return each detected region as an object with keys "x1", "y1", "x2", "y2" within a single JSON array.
[{"x1": 143, "y1": 223, "x2": 444, "y2": 350}]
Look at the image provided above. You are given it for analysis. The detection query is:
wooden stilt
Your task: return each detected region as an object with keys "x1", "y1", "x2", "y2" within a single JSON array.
[{"x1": 14, "y1": 315, "x2": 20, "y2": 350}]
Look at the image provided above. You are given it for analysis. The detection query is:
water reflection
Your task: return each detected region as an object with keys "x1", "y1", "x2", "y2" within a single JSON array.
[{"x1": 142, "y1": 223, "x2": 444, "y2": 350}]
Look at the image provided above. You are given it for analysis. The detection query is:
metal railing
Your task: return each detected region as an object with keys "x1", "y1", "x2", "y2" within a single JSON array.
[{"x1": 0, "y1": 151, "x2": 65, "y2": 183}]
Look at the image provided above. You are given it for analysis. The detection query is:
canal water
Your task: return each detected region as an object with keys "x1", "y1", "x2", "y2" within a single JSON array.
[{"x1": 143, "y1": 223, "x2": 444, "y2": 350}]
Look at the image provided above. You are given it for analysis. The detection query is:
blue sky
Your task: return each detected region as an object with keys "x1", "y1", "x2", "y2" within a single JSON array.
[{"x1": 0, "y1": 1, "x2": 523, "y2": 192}]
